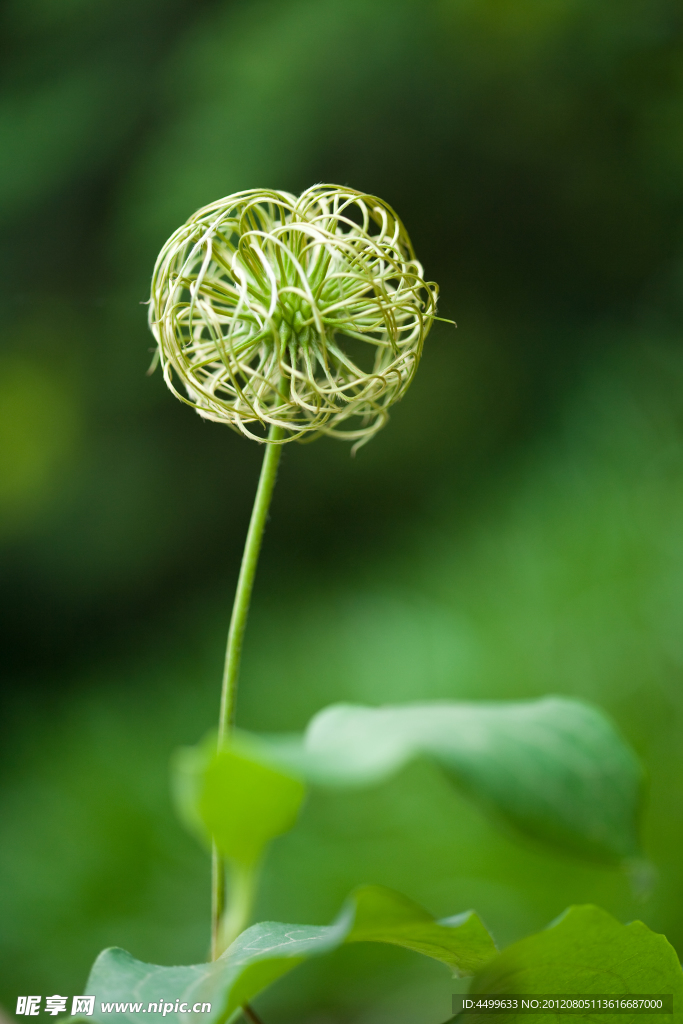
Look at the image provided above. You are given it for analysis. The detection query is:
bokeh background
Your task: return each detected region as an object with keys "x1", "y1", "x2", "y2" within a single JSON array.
[{"x1": 2, "y1": 0, "x2": 683, "y2": 1019}]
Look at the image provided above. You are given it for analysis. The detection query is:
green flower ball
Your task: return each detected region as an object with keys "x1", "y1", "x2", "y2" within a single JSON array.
[{"x1": 149, "y1": 184, "x2": 439, "y2": 447}]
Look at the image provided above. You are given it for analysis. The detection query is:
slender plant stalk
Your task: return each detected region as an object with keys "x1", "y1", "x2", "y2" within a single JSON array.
[
  {"x1": 216, "y1": 861, "x2": 258, "y2": 954},
  {"x1": 218, "y1": 423, "x2": 284, "y2": 742},
  {"x1": 210, "y1": 847, "x2": 224, "y2": 961},
  {"x1": 212, "y1": 422, "x2": 284, "y2": 960}
]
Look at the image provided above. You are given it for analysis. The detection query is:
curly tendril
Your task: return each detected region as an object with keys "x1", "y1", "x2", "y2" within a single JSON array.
[{"x1": 149, "y1": 184, "x2": 439, "y2": 447}]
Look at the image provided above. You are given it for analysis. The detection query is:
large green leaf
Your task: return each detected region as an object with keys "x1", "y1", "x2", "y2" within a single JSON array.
[
  {"x1": 172, "y1": 734, "x2": 305, "y2": 865},
  {"x1": 458, "y1": 904, "x2": 683, "y2": 1023},
  {"x1": 254, "y1": 698, "x2": 643, "y2": 863},
  {"x1": 70, "y1": 886, "x2": 496, "y2": 1024}
]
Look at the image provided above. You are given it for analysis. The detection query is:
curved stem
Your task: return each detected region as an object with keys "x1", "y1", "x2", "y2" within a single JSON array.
[
  {"x1": 212, "y1": 422, "x2": 284, "y2": 959},
  {"x1": 218, "y1": 424, "x2": 284, "y2": 743}
]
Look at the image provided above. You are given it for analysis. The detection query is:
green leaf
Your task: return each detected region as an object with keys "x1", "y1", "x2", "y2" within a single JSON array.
[
  {"x1": 346, "y1": 885, "x2": 495, "y2": 974},
  {"x1": 255, "y1": 698, "x2": 644, "y2": 863},
  {"x1": 461, "y1": 904, "x2": 683, "y2": 1023},
  {"x1": 172, "y1": 735, "x2": 305, "y2": 865},
  {"x1": 71, "y1": 886, "x2": 496, "y2": 1024}
]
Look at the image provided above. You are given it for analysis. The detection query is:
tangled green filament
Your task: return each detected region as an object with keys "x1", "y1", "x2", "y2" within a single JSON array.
[{"x1": 149, "y1": 184, "x2": 439, "y2": 447}]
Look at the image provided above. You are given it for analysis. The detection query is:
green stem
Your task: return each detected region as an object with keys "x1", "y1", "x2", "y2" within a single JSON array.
[
  {"x1": 210, "y1": 846, "x2": 225, "y2": 961},
  {"x1": 212, "y1": 422, "x2": 284, "y2": 960},
  {"x1": 218, "y1": 424, "x2": 284, "y2": 743},
  {"x1": 216, "y1": 861, "x2": 259, "y2": 955}
]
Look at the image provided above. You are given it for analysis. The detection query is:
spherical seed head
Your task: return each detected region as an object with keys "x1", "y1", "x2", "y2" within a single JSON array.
[{"x1": 149, "y1": 184, "x2": 439, "y2": 447}]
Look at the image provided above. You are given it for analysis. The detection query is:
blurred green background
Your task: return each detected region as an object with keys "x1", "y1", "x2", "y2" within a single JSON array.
[{"x1": 2, "y1": 0, "x2": 683, "y2": 1018}]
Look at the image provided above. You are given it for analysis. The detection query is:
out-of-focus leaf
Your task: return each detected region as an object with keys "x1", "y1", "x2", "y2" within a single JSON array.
[
  {"x1": 172, "y1": 735, "x2": 305, "y2": 866},
  {"x1": 71, "y1": 886, "x2": 496, "y2": 1024},
  {"x1": 460, "y1": 904, "x2": 683, "y2": 1023},
  {"x1": 254, "y1": 698, "x2": 643, "y2": 863}
]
